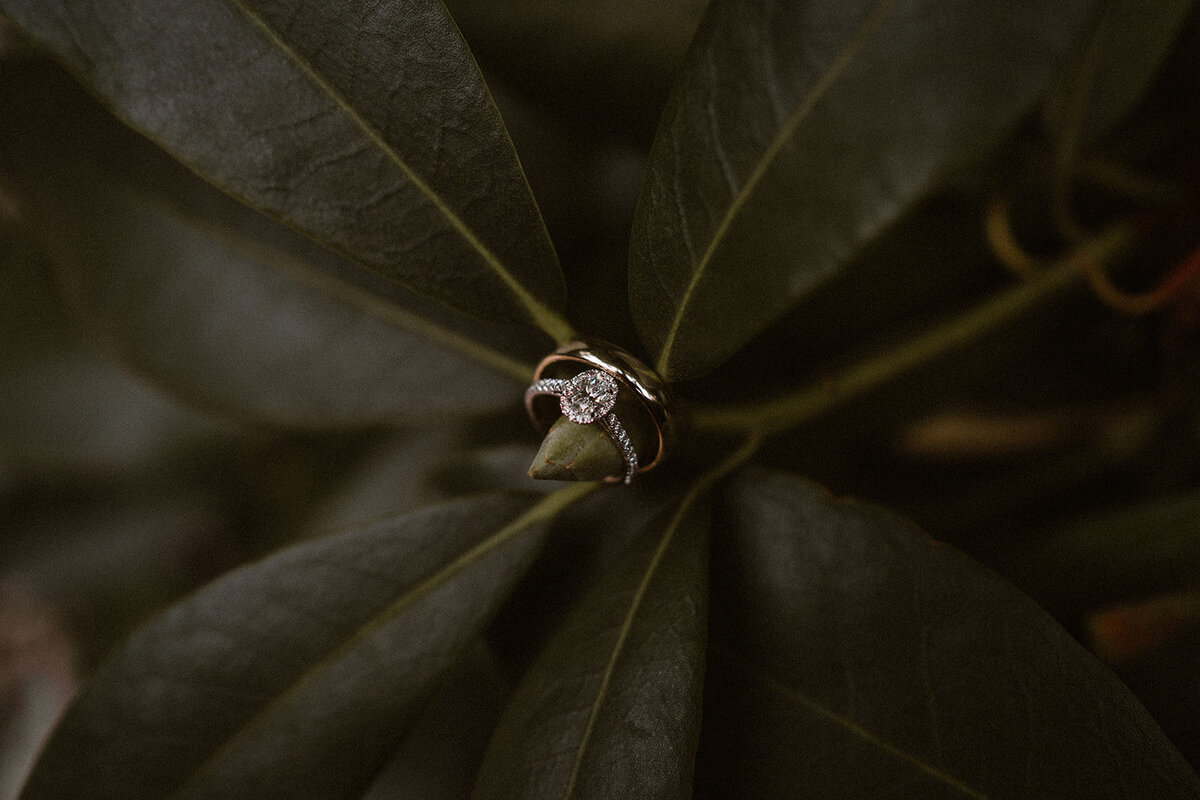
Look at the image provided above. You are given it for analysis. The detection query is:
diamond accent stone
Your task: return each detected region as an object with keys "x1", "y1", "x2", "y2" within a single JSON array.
[{"x1": 559, "y1": 369, "x2": 618, "y2": 424}]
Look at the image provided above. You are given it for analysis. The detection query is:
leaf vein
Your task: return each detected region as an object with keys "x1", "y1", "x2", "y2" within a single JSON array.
[
  {"x1": 654, "y1": 0, "x2": 898, "y2": 377},
  {"x1": 167, "y1": 483, "x2": 594, "y2": 799},
  {"x1": 757, "y1": 670, "x2": 991, "y2": 799},
  {"x1": 560, "y1": 436, "x2": 759, "y2": 798},
  {"x1": 223, "y1": 0, "x2": 572, "y2": 342}
]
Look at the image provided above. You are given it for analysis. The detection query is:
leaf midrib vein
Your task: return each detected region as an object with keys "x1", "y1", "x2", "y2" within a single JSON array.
[
  {"x1": 224, "y1": 0, "x2": 572, "y2": 343},
  {"x1": 559, "y1": 497, "x2": 685, "y2": 800},
  {"x1": 169, "y1": 483, "x2": 594, "y2": 799},
  {"x1": 560, "y1": 436, "x2": 760, "y2": 798},
  {"x1": 654, "y1": 0, "x2": 898, "y2": 378},
  {"x1": 758, "y1": 669, "x2": 991, "y2": 799}
]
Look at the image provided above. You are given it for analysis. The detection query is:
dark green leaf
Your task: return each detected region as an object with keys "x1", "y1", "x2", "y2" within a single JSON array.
[
  {"x1": 0, "y1": 65, "x2": 535, "y2": 428},
  {"x1": 698, "y1": 468, "x2": 1200, "y2": 798},
  {"x1": 19, "y1": 488, "x2": 591, "y2": 800},
  {"x1": 51, "y1": 188, "x2": 530, "y2": 427},
  {"x1": 0, "y1": 0, "x2": 571, "y2": 337},
  {"x1": 0, "y1": 202, "x2": 232, "y2": 479},
  {"x1": 303, "y1": 428, "x2": 469, "y2": 534},
  {"x1": 0, "y1": 347, "x2": 236, "y2": 480},
  {"x1": 629, "y1": 0, "x2": 1105, "y2": 381},
  {"x1": 364, "y1": 642, "x2": 508, "y2": 800},
  {"x1": 3, "y1": 491, "x2": 234, "y2": 666},
  {"x1": 1044, "y1": 0, "x2": 1196, "y2": 151},
  {"x1": 472, "y1": 496, "x2": 709, "y2": 799}
]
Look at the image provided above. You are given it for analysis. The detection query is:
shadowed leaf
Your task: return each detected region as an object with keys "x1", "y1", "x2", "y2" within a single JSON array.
[
  {"x1": 1014, "y1": 488, "x2": 1200, "y2": 611},
  {"x1": 472, "y1": 496, "x2": 709, "y2": 799},
  {"x1": 629, "y1": 0, "x2": 1105, "y2": 381},
  {"x1": 0, "y1": 0, "x2": 570, "y2": 337},
  {"x1": 18, "y1": 488, "x2": 592, "y2": 800},
  {"x1": 50, "y1": 188, "x2": 529, "y2": 427},
  {"x1": 363, "y1": 642, "x2": 509, "y2": 800},
  {"x1": 442, "y1": 0, "x2": 707, "y2": 136},
  {"x1": 697, "y1": 468, "x2": 1200, "y2": 798},
  {"x1": 0, "y1": 233, "x2": 237, "y2": 478},
  {"x1": 1044, "y1": 0, "x2": 1196, "y2": 151}
]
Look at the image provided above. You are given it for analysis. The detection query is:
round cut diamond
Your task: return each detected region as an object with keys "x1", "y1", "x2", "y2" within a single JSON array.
[{"x1": 560, "y1": 370, "x2": 618, "y2": 423}]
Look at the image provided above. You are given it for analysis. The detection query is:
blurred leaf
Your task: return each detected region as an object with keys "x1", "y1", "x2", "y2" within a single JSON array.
[
  {"x1": 0, "y1": 677, "x2": 71, "y2": 800},
  {"x1": 473, "y1": 496, "x2": 709, "y2": 799},
  {"x1": 1044, "y1": 0, "x2": 1196, "y2": 152},
  {"x1": 301, "y1": 428, "x2": 469, "y2": 535},
  {"x1": 0, "y1": 586, "x2": 75, "y2": 800},
  {"x1": 0, "y1": 218, "x2": 71, "y2": 361},
  {"x1": 1014, "y1": 488, "x2": 1200, "y2": 611},
  {"x1": 1106, "y1": 620, "x2": 1200, "y2": 770},
  {"x1": 51, "y1": 188, "x2": 529, "y2": 427},
  {"x1": 697, "y1": 468, "x2": 1200, "y2": 798},
  {"x1": 629, "y1": 0, "x2": 1105, "y2": 381},
  {"x1": 1088, "y1": 588, "x2": 1200, "y2": 664},
  {"x1": 18, "y1": 488, "x2": 592, "y2": 800},
  {"x1": 2, "y1": 490, "x2": 232, "y2": 666},
  {"x1": 0, "y1": 213, "x2": 231, "y2": 481},
  {"x1": 0, "y1": 348, "x2": 235, "y2": 481},
  {"x1": 0, "y1": 0, "x2": 570, "y2": 337}
]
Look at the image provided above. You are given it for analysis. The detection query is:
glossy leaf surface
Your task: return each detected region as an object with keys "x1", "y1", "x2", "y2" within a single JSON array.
[
  {"x1": 0, "y1": 66, "x2": 531, "y2": 428},
  {"x1": 629, "y1": 0, "x2": 1104, "y2": 380},
  {"x1": 0, "y1": 0, "x2": 569, "y2": 336},
  {"x1": 18, "y1": 490, "x2": 588, "y2": 800},
  {"x1": 473, "y1": 497, "x2": 709, "y2": 799},
  {"x1": 697, "y1": 468, "x2": 1200, "y2": 798}
]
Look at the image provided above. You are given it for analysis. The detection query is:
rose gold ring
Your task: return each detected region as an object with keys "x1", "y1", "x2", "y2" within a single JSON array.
[{"x1": 524, "y1": 340, "x2": 673, "y2": 484}]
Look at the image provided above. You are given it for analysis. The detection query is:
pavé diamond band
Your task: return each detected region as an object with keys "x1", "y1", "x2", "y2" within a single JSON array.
[{"x1": 525, "y1": 341, "x2": 674, "y2": 484}]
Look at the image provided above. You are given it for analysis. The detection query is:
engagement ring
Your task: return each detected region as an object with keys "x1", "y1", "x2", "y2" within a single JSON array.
[{"x1": 525, "y1": 341, "x2": 673, "y2": 484}]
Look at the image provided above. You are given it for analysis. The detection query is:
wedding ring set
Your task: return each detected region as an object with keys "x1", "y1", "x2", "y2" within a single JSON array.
[{"x1": 524, "y1": 341, "x2": 673, "y2": 484}]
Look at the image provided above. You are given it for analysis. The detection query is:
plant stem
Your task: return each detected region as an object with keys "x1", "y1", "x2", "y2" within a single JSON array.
[{"x1": 689, "y1": 223, "x2": 1135, "y2": 437}]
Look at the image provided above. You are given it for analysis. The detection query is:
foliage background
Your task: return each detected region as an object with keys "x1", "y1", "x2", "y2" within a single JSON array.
[{"x1": 1, "y1": 0, "x2": 1200, "y2": 797}]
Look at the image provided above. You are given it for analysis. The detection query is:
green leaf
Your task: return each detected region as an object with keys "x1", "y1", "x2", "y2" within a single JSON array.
[
  {"x1": 1044, "y1": 0, "x2": 1196, "y2": 152},
  {"x1": 697, "y1": 468, "x2": 1200, "y2": 798},
  {"x1": 18, "y1": 488, "x2": 592, "y2": 800},
  {"x1": 0, "y1": 343, "x2": 239, "y2": 481},
  {"x1": 0, "y1": 65, "x2": 535, "y2": 428},
  {"x1": 52, "y1": 188, "x2": 531, "y2": 427},
  {"x1": 2, "y1": 489, "x2": 235, "y2": 666},
  {"x1": 472, "y1": 496, "x2": 710, "y2": 799},
  {"x1": 629, "y1": 0, "x2": 1106, "y2": 381},
  {"x1": 364, "y1": 642, "x2": 508, "y2": 800},
  {"x1": 303, "y1": 428, "x2": 469, "y2": 534},
  {"x1": 0, "y1": 0, "x2": 571, "y2": 339}
]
